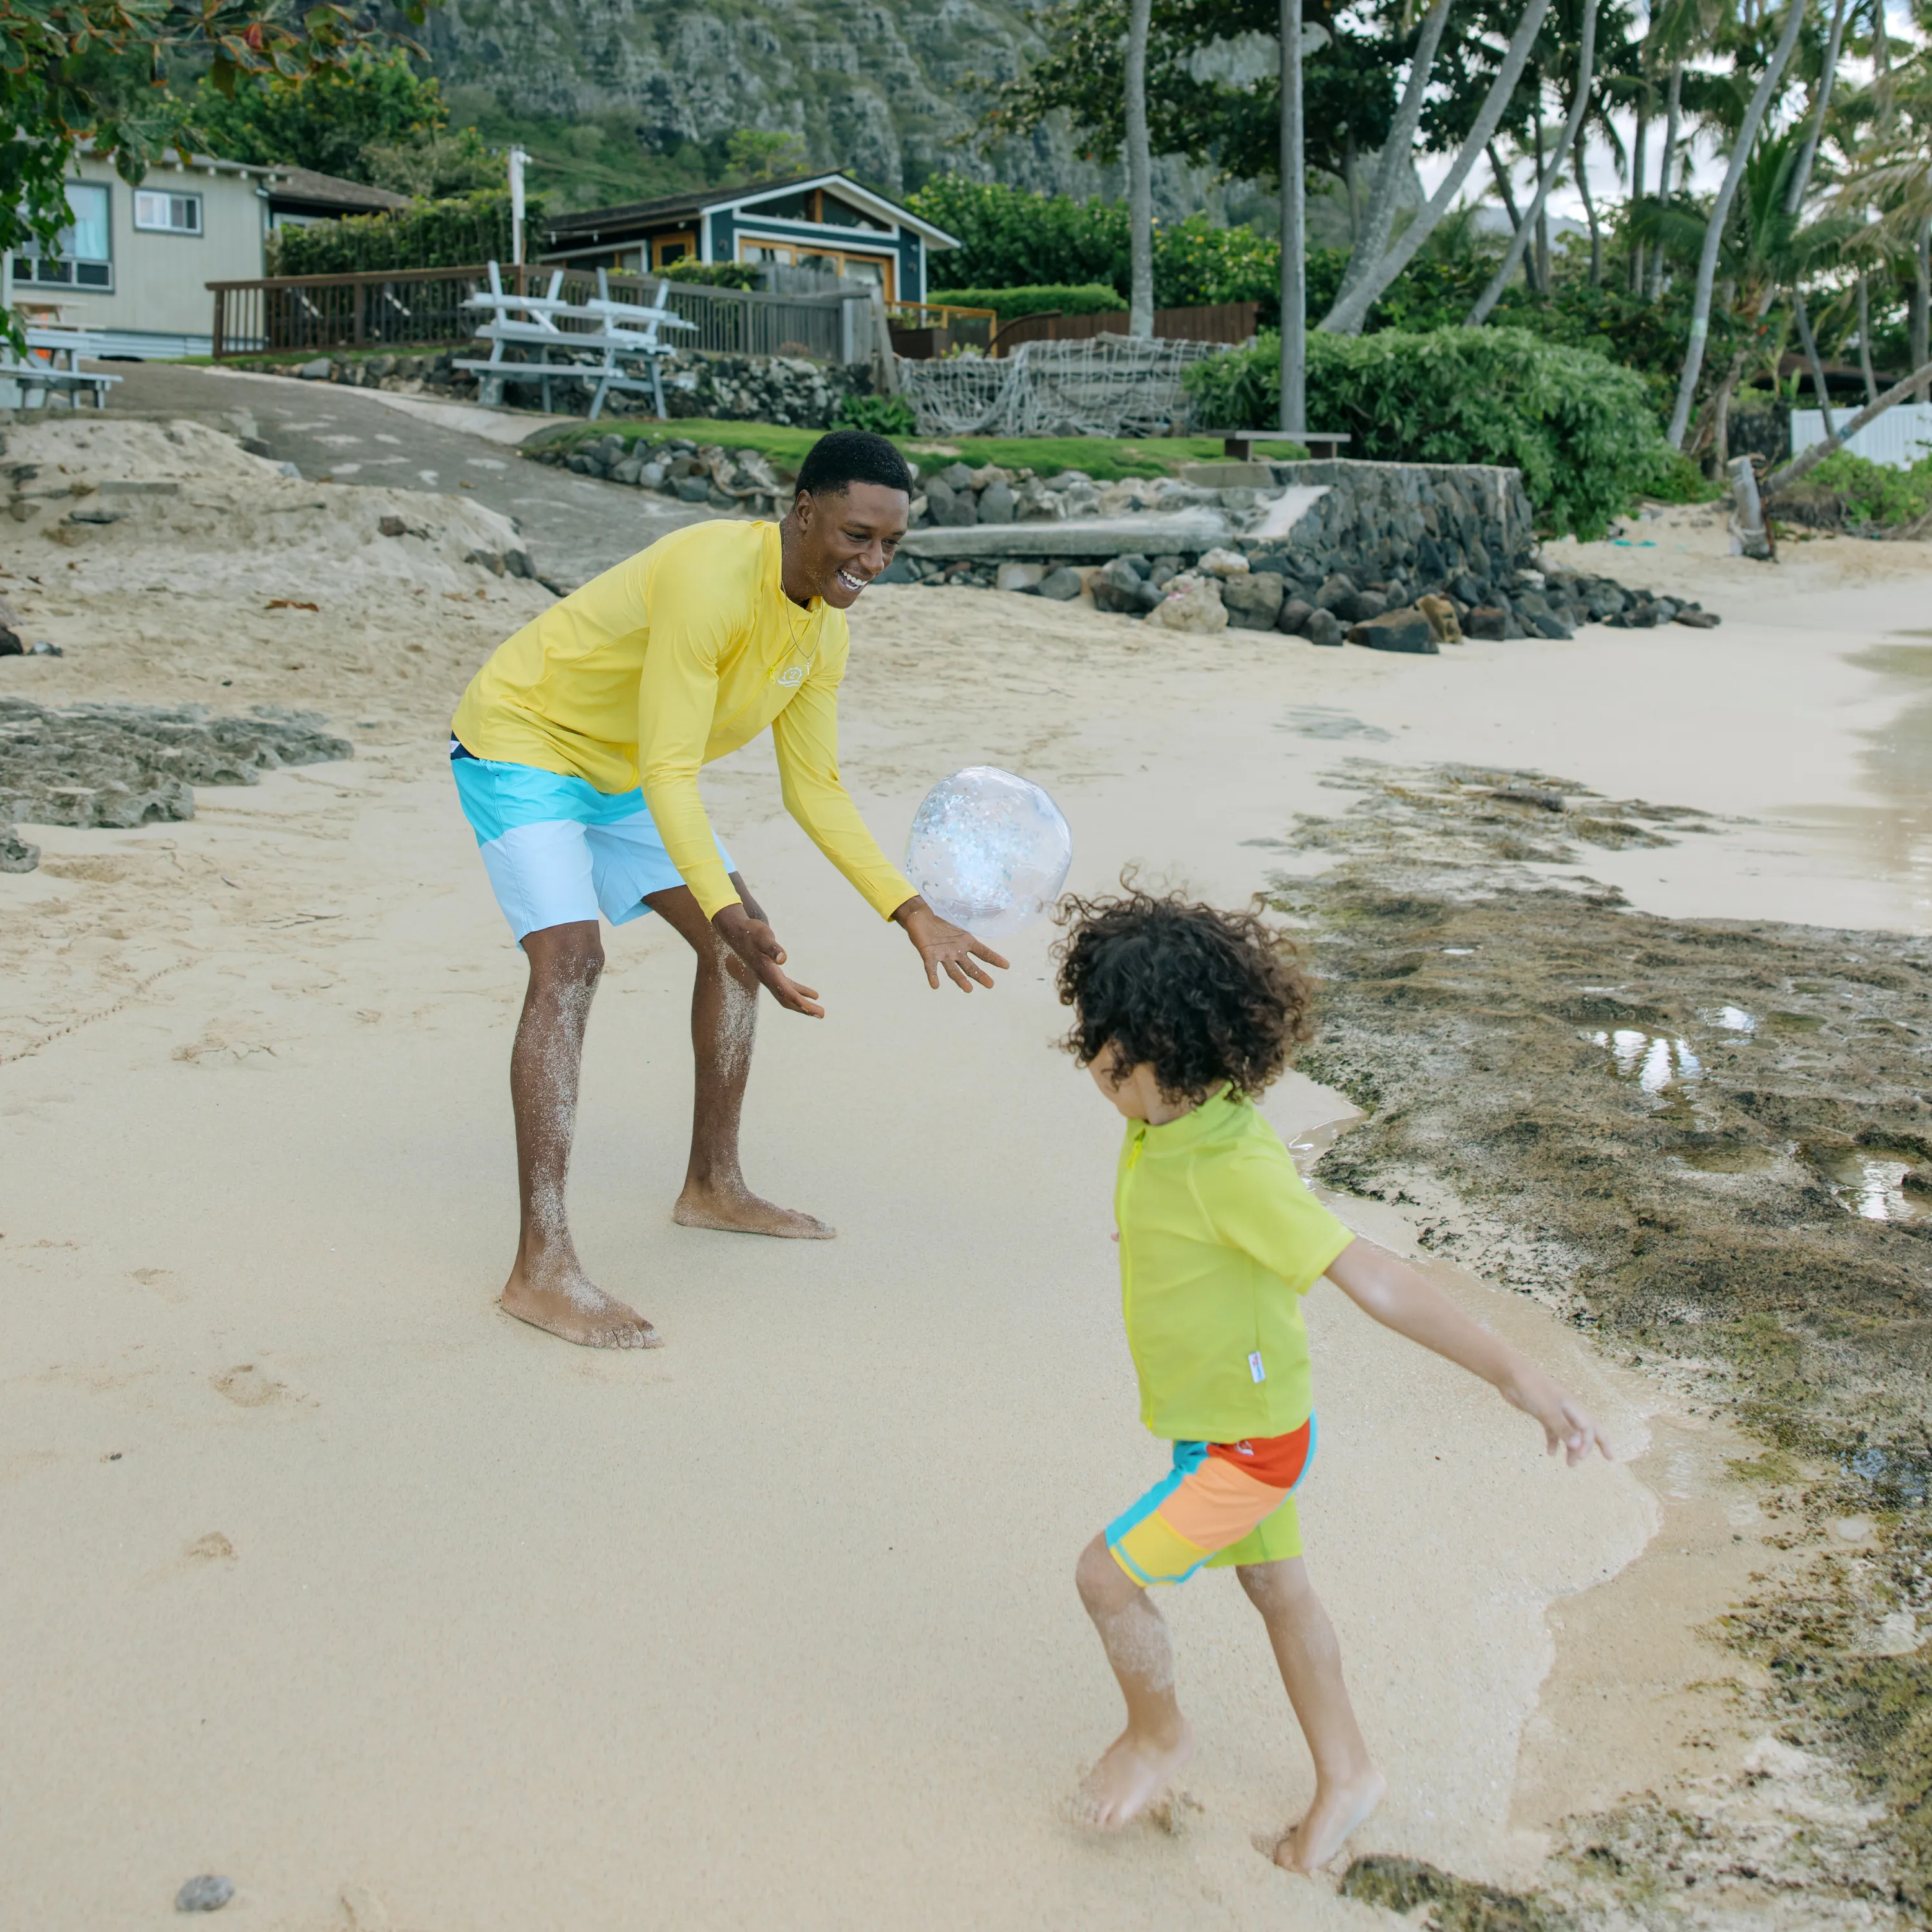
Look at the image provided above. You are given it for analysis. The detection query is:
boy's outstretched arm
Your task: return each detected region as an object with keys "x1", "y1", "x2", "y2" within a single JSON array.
[{"x1": 1323, "y1": 1238, "x2": 1612, "y2": 1465}]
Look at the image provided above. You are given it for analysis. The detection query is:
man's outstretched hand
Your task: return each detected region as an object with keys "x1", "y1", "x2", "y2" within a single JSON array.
[
  {"x1": 893, "y1": 897, "x2": 1010, "y2": 992},
  {"x1": 712, "y1": 903, "x2": 824, "y2": 1016}
]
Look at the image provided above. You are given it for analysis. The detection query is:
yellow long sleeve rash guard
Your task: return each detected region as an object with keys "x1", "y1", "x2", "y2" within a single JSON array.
[{"x1": 450, "y1": 518, "x2": 916, "y2": 922}]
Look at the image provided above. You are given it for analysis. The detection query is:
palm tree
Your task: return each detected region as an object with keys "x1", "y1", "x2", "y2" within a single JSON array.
[
  {"x1": 1665, "y1": 0, "x2": 1809, "y2": 448},
  {"x1": 1124, "y1": 0, "x2": 1154, "y2": 339}
]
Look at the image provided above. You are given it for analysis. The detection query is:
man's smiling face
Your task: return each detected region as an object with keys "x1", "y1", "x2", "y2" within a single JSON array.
[{"x1": 791, "y1": 481, "x2": 910, "y2": 609}]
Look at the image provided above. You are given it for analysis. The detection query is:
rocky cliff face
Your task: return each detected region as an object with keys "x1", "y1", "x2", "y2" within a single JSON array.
[{"x1": 422, "y1": 0, "x2": 1220, "y2": 214}]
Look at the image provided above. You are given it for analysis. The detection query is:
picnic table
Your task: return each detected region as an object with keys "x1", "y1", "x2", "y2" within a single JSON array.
[
  {"x1": 1220, "y1": 428, "x2": 1351, "y2": 461},
  {"x1": 3, "y1": 327, "x2": 121, "y2": 409},
  {"x1": 454, "y1": 263, "x2": 694, "y2": 420}
]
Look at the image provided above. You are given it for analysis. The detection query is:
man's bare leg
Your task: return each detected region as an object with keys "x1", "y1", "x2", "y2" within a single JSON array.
[
  {"x1": 645, "y1": 875, "x2": 834, "y2": 1238},
  {"x1": 1236, "y1": 1557, "x2": 1385, "y2": 1872},
  {"x1": 499, "y1": 920, "x2": 661, "y2": 1348},
  {"x1": 1070, "y1": 1532, "x2": 1197, "y2": 1829}
]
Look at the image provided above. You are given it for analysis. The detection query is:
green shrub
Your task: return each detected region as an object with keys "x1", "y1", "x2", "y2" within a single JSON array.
[
  {"x1": 927, "y1": 283, "x2": 1126, "y2": 321},
  {"x1": 662, "y1": 260, "x2": 762, "y2": 290},
  {"x1": 1186, "y1": 327, "x2": 1666, "y2": 539},
  {"x1": 835, "y1": 394, "x2": 916, "y2": 436},
  {"x1": 907, "y1": 176, "x2": 1279, "y2": 318},
  {"x1": 267, "y1": 189, "x2": 540, "y2": 276},
  {"x1": 1798, "y1": 449, "x2": 1932, "y2": 528}
]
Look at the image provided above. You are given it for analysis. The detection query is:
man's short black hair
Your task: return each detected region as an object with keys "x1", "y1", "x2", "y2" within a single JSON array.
[{"x1": 795, "y1": 428, "x2": 913, "y2": 500}]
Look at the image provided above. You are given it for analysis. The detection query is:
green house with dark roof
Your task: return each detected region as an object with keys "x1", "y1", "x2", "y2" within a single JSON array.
[{"x1": 541, "y1": 171, "x2": 958, "y2": 303}]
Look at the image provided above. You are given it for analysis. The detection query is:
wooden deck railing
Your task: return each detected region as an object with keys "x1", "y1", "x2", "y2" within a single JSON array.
[{"x1": 207, "y1": 264, "x2": 878, "y2": 364}]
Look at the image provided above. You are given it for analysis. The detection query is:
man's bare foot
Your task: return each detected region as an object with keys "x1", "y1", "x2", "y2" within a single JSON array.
[
  {"x1": 500, "y1": 1258, "x2": 661, "y2": 1349},
  {"x1": 672, "y1": 1182, "x2": 835, "y2": 1239},
  {"x1": 1072, "y1": 1719, "x2": 1197, "y2": 1832},
  {"x1": 1272, "y1": 1764, "x2": 1386, "y2": 1873}
]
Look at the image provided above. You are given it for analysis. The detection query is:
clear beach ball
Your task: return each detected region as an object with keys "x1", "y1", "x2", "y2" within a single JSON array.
[{"x1": 905, "y1": 766, "x2": 1074, "y2": 941}]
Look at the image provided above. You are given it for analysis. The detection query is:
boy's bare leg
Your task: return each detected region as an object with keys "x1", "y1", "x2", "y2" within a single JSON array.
[
  {"x1": 1236, "y1": 1557, "x2": 1385, "y2": 1872},
  {"x1": 1072, "y1": 1533, "x2": 1197, "y2": 1829},
  {"x1": 647, "y1": 875, "x2": 834, "y2": 1238},
  {"x1": 500, "y1": 920, "x2": 661, "y2": 1348}
]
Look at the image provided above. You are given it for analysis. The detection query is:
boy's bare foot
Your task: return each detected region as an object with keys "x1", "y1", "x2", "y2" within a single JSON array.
[
  {"x1": 672, "y1": 1182, "x2": 835, "y2": 1238},
  {"x1": 500, "y1": 1256, "x2": 661, "y2": 1349},
  {"x1": 1072, "y1": 1719, "x2": 1196, "y2": 1832},
  {"x1": 1273, "y1": 1764, "x2": 1387, "y2": 1873}
]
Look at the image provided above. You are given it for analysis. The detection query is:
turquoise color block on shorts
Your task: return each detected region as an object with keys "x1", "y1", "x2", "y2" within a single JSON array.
[{"x1": 450, "y1": 744, "x2": 734, "y2": 942}]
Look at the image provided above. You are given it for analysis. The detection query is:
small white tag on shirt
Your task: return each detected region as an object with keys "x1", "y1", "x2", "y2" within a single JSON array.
[{"x1": 1248, "y1": 1350, "x2": 1266, "y2": 1383}]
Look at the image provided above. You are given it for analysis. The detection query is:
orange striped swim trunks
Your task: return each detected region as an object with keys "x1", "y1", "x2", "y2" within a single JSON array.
[{"x1": 1106, "y1": 1420, "x2": 1315, "y2": 1586}]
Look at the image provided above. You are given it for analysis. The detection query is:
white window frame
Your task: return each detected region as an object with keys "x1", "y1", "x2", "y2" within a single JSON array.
[
  {"x1": 10, "y1": 181, "x2": 112, "y2": 292},
  {"x1": 134, "y1": 187, "x2": 204, "y2": 236}
]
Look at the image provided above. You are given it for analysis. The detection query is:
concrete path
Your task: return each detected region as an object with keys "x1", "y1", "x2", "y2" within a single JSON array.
[{"x1": 85, "y1": 361, "x2": 705, "y2": 590}]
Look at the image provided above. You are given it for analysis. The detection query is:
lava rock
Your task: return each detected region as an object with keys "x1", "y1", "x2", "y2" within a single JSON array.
[
  {"x1": 1675, "y1": 607, "x2": 1721, "y2": 628},
  {"x1": 0, "y1": 698, "x2": 352, "y2": 829},
  {"x1": 1314, "y1": 572, "x2": 1359, "y2": 612},
  {"x1": 1464, "y1": 605, "x2": 1510, "y2": 641},
  {"x1": 0, "y1": 824, "x2": 37, "y2": 872},
  {"x1": 0, "y1": 628, "x2": 21, "y2": 657},
  {"x1": 1036, "y1": 566, "x2": 1084, "y2": 601},
  {"x1": 1276, "y1": 598, "x2": 1314, "y2": 638},
  {"x1": 1222, "y1": 571, "x2": 1286, "y2": 630},
  {"x1": 1337, "y1": 591, "x2": 1387, "y2": 625},
  {"x1": 1305, "y1": 607, "x2": 1345, "y2": 648},
  {"x1": 1348, "y1": 610, "x2": 1439, "y2": 655},
  {"x1": 175, "y1": 1875, "x2": 234, "y2": 1913},
  {"x1": 978, "y1": 479, "x2": 1016, "y2": 524},
  {"x1": 1090, "y1": 558, "x2": 1146, "y2": 613},
  {"x1": 1528, "y1": 611, "x2": 1573, "y2": 640},
  {"x1": 377, "y1": 515, "x2": 408, "y2": 538},
  {"x1": 673, "y1": 476, "x2": 712, "y2": 503}
]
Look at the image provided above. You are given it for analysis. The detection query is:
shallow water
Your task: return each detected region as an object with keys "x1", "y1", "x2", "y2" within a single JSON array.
[{"x1": 1804, "y1": 1142, "x2": 1932, "y2": 1225}]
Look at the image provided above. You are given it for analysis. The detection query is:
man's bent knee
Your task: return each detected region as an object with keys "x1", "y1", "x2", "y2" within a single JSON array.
[{"x1": 523, "y1": 920, "x2": 605, "y2": 985}]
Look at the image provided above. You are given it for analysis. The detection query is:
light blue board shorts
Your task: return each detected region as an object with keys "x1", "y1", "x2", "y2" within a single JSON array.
[{"x1": 450, "y1": 739, "x2": 734, "y2": 942}]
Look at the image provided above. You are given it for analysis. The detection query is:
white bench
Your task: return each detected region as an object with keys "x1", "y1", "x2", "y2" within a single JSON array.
[
  {"x1": 3, "y1": 328, "x2": 121, "y2": 409},
  {"x1": 453, "y1": 263, "x2": 694, "y2": 420}
]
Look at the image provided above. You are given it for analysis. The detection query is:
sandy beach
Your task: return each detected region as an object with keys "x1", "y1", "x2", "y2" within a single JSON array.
[{"x1": 3, "y1": 390, "x2": 1928, "y2": 1929}]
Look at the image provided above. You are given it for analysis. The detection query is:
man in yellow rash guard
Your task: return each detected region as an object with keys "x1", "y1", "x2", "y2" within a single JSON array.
[{"x1": 448, "y1": 430, "x2": 1008, "y2": 1350}]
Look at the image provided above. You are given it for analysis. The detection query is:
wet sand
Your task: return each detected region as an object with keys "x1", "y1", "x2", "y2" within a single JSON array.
[{"x1": 4, "y1": 421, "x2": 1929, "y2": 1927}]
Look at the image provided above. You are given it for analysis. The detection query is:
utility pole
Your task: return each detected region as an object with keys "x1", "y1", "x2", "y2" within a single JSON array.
[{"x1": 509, "y1": 146, "x2": 529, "y2": 270}]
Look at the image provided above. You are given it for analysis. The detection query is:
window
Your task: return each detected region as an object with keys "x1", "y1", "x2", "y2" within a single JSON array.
[
  {"x1": 135, "y1": 189, "x2": 202, "y2": 234},
  {"x1": 739, "y1": 236, "x2": 893, "y2": 296},
  {"x1": 652, "y1": 234, "x2": 693, "y2": 269},
  {"x1": 10, "y1": 182, "x2": 111, "y2": 290}
]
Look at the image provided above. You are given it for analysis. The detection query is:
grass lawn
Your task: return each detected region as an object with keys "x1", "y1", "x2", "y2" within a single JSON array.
[{"x1": 527, "y1": 418, "x2": 1309, "y2": 482}]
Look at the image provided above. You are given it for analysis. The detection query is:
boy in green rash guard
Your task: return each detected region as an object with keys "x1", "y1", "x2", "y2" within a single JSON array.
[{"x1": 1051, "y1": 886, "x2": 1611, "y2": 1871}]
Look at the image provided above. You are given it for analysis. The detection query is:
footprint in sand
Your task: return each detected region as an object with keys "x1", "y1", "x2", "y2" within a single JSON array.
[
  {"x1": 184, "y1": 1531, "x2": 236, "y2": 1562},
  {"x1": 131, "y1": 1265, "x2": 186, "y2": 1305},
  {"x1": 211, "y1": 1363, "x2": 280, "y2": 1408}
]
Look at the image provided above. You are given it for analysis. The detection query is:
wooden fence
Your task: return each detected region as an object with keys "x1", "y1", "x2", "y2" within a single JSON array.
[{"x1": 207, "y1": 263, "x2": 877, "y2": 364}]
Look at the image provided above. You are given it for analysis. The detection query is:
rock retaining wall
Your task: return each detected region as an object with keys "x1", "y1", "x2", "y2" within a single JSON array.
[
  {"x1": 234, "y1": 349, "x2": 873, "y2": 430},
  {"x1": 893, "y1": 457, "x2": 1719, "y2": 641}
]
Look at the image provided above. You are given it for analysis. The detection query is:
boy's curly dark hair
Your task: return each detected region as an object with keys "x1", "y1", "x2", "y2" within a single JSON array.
[{"x1": 1051, "y1": 881, "x2": 1316, "y2": 1104}]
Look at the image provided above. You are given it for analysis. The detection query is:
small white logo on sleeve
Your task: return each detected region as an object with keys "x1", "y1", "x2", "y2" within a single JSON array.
[
  {"x1": 1248, "y1": 1350, "x2": 1266, "y2": 1383},
  {"x1": 777, "y1": 665, "x2": 806, "y2": 686}
]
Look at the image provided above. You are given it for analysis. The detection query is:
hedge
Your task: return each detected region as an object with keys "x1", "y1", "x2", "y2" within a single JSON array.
[
  {"x1": 927, "y1": 283, "x2": 1126, "y2": 321},
  {"x1": 905, "y1": 176, "x2": 1279, "y2": 317},
  {"x1": 267, "y1": 189, "x2": 541, "y2": 277},
  {"x1": 1185, "y1": 327, "x2": 1667, "y2": 539}
]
